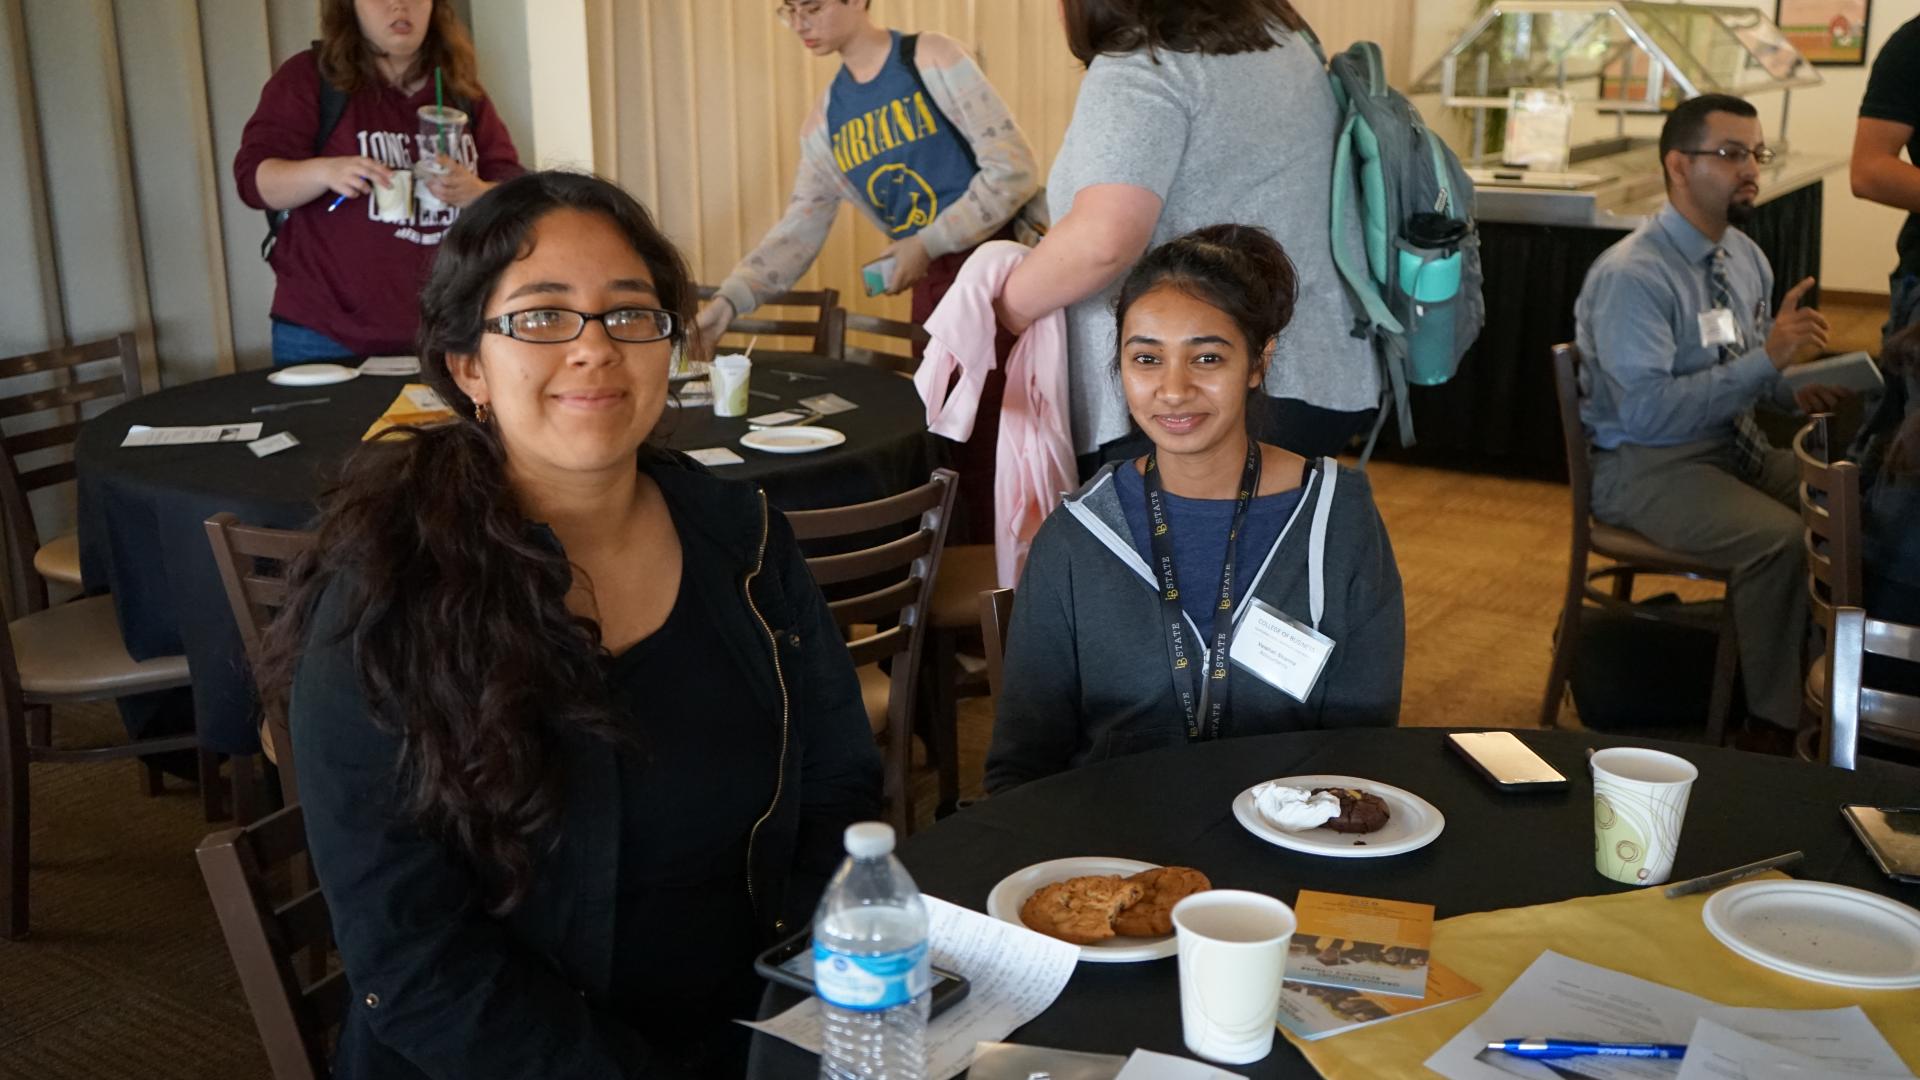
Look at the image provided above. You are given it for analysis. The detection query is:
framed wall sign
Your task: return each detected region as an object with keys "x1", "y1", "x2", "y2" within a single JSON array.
[{"x1": 1777, "y1": 0, "x2": 1871, "y2": 65}]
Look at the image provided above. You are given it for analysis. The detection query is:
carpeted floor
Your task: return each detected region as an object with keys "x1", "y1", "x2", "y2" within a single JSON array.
[{"x1": 0, "y1": 422, "x2": 1853, "y2": 1076}]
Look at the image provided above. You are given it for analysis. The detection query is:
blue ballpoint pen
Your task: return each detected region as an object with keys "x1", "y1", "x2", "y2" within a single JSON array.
[
  {"x1": 326, "y1": 194, "x2": 348, "y2": 212},
  {"x1": 1488, "y1": 1038, "x2": 1686, "y2": 1060}
]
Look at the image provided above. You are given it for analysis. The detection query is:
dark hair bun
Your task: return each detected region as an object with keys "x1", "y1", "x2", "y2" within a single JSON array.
[{"x1": 1112, "y1": 223, "x2": 1300, "y2": 366}]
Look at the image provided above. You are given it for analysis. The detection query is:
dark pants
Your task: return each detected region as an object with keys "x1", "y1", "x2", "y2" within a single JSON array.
[{"x1": 913, "y1": 231, "x2": 1014, "y2": 546}]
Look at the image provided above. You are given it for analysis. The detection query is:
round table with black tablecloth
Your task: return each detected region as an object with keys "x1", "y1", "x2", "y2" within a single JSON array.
[
  {"x1": 74, "y1": 354, "x2": 929, "y2": 754},
  {"x1": 749, "y1": 727, "x2": 1920, "y2": 1078}
]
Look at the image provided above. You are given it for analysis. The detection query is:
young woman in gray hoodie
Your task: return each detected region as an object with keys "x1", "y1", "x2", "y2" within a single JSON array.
[{"x1": 985, "y1": 225, "x2": 1405, "y2": 794}]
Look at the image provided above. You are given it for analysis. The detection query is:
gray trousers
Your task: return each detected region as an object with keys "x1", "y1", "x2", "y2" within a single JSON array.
[{"x1": 1590, "y1": 438, "x2": 1805, "y2": 727}]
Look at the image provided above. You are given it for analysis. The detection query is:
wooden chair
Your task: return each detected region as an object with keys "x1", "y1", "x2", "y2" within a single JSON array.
[
  {"x1": 979, "y1": 588, "x2": 1014, "y2": 701},
  {"x1": 1824, "y1": 607, "x2": 1920, "y2": 769},
  {"x1": 205, "y1": 513, "x2": 318, "y2": 817},
  {"x1": 0, "y1": 333, "x2": 146, "y2": 605},
  {"x1": 843, "y1": 311, "x2": 929, "y2": 375},
  {"x1": 1540, "y1": 343, "x2": 1741, "y2": 740},
  {"x1": 697, "y1": 286, "x2": 845, "y2": 361},
  {"x1": 1790, "y1": 416, "x2": 1864, "y2": 755},
  {"x1": 923, "y1": 544, "x2": 997, "y2": 818},
  {"x1": 786, "y1": 469, "x2": 958, "y2": 833},
  {"x1": 197, "y1": 803, "x2": 346, "y2": 1080}
]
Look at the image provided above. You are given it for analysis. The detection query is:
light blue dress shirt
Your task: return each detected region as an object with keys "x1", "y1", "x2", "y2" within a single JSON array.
[{"x1": 1574, "y1": 204, "x2": 1792, "y2": 450}]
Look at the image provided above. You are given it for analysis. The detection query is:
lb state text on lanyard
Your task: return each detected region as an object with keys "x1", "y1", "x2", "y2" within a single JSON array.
[{"x1": 1143, "y1": 442, "x2": 1261, "y2": 742}]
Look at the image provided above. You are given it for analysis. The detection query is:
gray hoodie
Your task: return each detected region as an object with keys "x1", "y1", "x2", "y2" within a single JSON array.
[{"x1": 986, "y1": 458, "x2": 1405, "y2": 794}]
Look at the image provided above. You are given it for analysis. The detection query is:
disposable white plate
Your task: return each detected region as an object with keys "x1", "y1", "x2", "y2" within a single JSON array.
[
  {"x1": 739, "y1": 425, "x2": 845, "y2": 454},
  {"x1": 267, "y1": 363, "x2": 359, "y2": 387},
  {"x1": 1230, "y1": 775, "x2": 1444, "y2": 858},
  {"x1": 1702, "y1": 880, "x2": 1920, "y2": 989},
  {"x1": 985, "y1": 856, "x2": 1177, "y2": 963}
]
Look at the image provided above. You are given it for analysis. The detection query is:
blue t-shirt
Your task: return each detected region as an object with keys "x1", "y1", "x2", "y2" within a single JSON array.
[
  {"x1": 1115, "y1": 463, "x2": 1306, "y2": 630},
  {"x1": 825, "y1": 32, "x2": 976, "y2": 238}
]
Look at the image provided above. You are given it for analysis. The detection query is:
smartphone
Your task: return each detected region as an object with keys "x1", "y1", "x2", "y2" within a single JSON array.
[
  {"x1": 861, "y1": 256, "x2": 898, "y2": 297},
  {"x1": 1841, "y1": 805, "x2": 1920, "y2": 884},
  {"x1": 1447, "y1": 731, "x2": 1568, "y2": 791},
  {"x1": 754, "y1": 928, "x2": 971, "y2": 1018}
]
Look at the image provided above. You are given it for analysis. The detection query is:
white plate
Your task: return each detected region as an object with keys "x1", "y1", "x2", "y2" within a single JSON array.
[
  {"x1": 985, "y1": 856, "x2": 1178, "y2": 963},
  {"x1": 1230, "y1": 775, "x2": 1444, "y2": 858},
  {"x1": 739, "y1": 425, "x2": 845, "y2": 454},
  {"x1": 267, "y1": 363, "x2": 359, "y2": 387},
  {"x1": 1702, "y1": 880, "x2": 1920, "y2": 989}
]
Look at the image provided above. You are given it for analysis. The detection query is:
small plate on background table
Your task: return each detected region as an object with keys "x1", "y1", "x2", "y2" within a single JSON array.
[
  {"x1": 739, "y1": 425, "x2": 845, "y2": 455},
  {"x1": 985, "y1": 856, "x2": 1177, "y2": 963},
  {"x1": 267, "y1": 363, "x2": 359, "y2": 387},
  {"x1": 1702, "y1": 880, "x2": 1920, "y2": 989},
  {"x1": 1230, "y1": 774, "x2": 1444, "y2": 858}
]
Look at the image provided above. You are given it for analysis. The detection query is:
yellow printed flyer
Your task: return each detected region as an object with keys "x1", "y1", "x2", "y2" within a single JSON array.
[
  {"x1": 1276, "y1": 962, "x2": 1480, "y2": 1041},
  {"x1": 1284, "y1": 891, "x2": 1434, "y2": 999}
]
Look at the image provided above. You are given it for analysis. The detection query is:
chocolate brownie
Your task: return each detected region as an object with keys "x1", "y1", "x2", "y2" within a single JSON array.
[{"x1": 1312, "y1": 787, "x2": 1391, "y2": 833}]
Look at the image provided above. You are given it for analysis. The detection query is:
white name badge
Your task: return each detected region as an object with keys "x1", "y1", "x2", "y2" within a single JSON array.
[
  {"x1": 1698, "y1": 308, "x2": 1738, "y2": 348},
  {"x1": 1231, "y1": 597, "x2": 1335, "y2": 703}
]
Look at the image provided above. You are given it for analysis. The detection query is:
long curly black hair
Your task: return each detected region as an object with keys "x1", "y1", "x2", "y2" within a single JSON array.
[{"x1": 258, "y1": 171, "x2": 694, "y2": 914}]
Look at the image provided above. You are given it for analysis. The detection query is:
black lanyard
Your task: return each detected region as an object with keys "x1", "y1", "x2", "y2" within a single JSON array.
[{"x1": 1143, "y1": 441, "x2": 1261, "y2": 742}]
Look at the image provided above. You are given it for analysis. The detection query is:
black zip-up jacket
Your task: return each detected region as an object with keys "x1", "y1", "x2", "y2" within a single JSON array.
[{"x1": 291, "y1": 453, "x2": 882, "y2": 1079}]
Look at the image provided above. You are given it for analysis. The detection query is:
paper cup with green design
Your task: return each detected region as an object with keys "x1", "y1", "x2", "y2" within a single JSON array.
[
  {"x1": 710, "y1": 355, "x2": 752, "y2": 417},
  {"x1": 1591, "y1": 747, "x2": 1698, "y2": 886}
]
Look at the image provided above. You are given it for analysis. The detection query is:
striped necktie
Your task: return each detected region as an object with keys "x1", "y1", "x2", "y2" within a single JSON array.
[{"x1": 1710, "y1": 246, "x2": 1772, "y2": 480}]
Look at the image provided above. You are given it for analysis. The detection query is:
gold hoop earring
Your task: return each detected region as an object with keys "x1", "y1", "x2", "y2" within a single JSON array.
[{"x1": 474, "y1": 401, "x2": 491, "y2": 424}]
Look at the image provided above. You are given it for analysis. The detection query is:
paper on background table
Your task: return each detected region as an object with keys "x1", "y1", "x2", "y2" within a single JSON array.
[
  {"x1": 1676, "y1": 1016, "x2": 1916, "y2": 1080},
  {"x1": 686, "y1": 447, "x2": 744, "y2": 467},
  {"x1": 1280, "y1": 873, "x2": 1920, "y2": 1080},
  {"x1": 743, "y1": 894, "x2": 1079, "y2": 1080},
  {"x1": 799, "y1": 392, "x2": 859, "y2": 415},
  {"x1": 1425, "y1": 951, "x2": 1909, "y2": 1080},
  {"x1": 122, "y1": 423, "x2": 263, "y2": 447},
  {"x1": 359, "y1": 355, "x2": 421, "y2": 376}
]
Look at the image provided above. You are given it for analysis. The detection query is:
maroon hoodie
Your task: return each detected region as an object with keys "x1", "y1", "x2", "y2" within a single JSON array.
[{"x1": 234, "y1": 51, "x2": 522, "y2": 356}]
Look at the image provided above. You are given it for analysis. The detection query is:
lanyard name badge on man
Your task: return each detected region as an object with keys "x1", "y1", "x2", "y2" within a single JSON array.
[
  {"x1": 1144, "y1": 442, "x2": 1259, "y2": 742},
  {"x1": 1230, "y1": 460, "x2": 1339, "y2": 703}
]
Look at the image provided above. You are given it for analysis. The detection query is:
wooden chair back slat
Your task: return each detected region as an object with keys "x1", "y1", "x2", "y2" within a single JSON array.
[
  {"x1": 1825, "y1": 607, "x2": 1920, "y2": 768},
  {"x1": 302, "y1": 970, "x2": 351, "y2": 1031},
  {"x1": 17, "y1": 461, "x2": 75, "y2": 493},
  {"x1": 696, "y1": 286, "x2": 844, "y2": 358},
  {"x1": 205, "y1": 514, "x2": 318, "y2": 799},
  {"x1": 1792, "y1": 417, "x2": 1864, "y2": 617},
  {"x1": 274, "y1": 888, "x2": 334, "y2": 953},
  {"x1": 197, "y1": 806, "x2": 335, "y2": 1080},
  {"x1": 826, "y1": 578, "x2": 922, "y2": 629},
  {"x1": 4, "y1": 422, "x2": 81, "y2": 458},
  {"x1": 0, "y1": 376, "x2": 131, "y2": 421},
  {"x1": 980, "y1": 588, "x2": 1015, "y2": 700},
  {"x1": 806, "y1": 531, "x2": 934, "y2": 588},
  {"x1": 844, "y1": 312, "x2": 928, "y2": 375},
  {"x1": 0, "y1": 334, "x2": 136, "y2": 379},
  {"x1": 788, "y1": 469, "x2": 958, "y2": 833}
]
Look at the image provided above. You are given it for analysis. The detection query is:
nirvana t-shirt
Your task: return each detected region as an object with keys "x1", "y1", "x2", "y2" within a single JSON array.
[
  {"x1": 825, "y1": 32, "x2": 975, "y2": 239},
  {"x1": 1861, "y1": 15, "x2": 1920, "y2": 277}
]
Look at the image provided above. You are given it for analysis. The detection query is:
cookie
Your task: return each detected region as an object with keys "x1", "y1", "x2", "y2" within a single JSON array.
[
  {"x1": 1112, "y1": 866, "x2": 1212, "y2": 937},
  {"x1": 1312, "y1": 787, "x2": 1391, "y2": 833},
  {"x1": 1019, "y1": 875, "x2": 1145, "y2": 945}
]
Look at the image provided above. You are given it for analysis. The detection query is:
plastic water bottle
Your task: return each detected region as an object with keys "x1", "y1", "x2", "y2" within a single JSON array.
[{"x1": 814, "y1": 822, "x2": 931, "y2": 1080}]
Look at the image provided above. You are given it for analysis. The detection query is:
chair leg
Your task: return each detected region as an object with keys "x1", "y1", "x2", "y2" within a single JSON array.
[
  {"x1": 928, "y1": 630, "x2": 961, "y2": 819},
  {"x1": 198, "y1": 749, "x2": 226, "y2": 823},
  {"x1": 885, "y1": 718, "x2": 912, "y2": 837},
  {"x1": 1540, "y1": 567, "x2": 1588, "y2": 730},
  {"x1": 1610, "y1": 569, "x2": 1635, "y2": 601},
  {"x1": 1704, "y1": 600, "x2": 1740, "y2": 747},
  {"x1": 141, "y1": 758, "x2": 165, "y2": 797},
  {"x1": 2, "y1": 698, "x2": 29, "y2": 940}
]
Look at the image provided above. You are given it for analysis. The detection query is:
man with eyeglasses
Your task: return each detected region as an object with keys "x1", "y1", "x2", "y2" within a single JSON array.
[{"x1": 1573, "y1": 93, "x2": 1848, "y2": 750}]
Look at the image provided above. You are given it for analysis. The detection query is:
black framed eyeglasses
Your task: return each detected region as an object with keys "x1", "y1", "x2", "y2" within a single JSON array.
[
  {"x1": 775, "y1": 1, "x2": 827, "y2": 27},
  {"x1": 1679, "y1": 144, "x2": 1777, "y2": 166},
  {"x1": 483, "y1": 307, "x2": 676, "y2": 344}
]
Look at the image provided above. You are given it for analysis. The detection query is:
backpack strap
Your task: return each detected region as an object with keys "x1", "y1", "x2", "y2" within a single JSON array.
[
  {"x1": 262, "y1": 43, "x2": 354, "y2": 261},
  {"x1": 897, "y1": 33, "x2": 979, "y2": 173}
]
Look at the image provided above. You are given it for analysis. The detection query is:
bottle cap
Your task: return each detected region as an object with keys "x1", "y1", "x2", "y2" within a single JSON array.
[{"x1": 844, "y1": 822, "x2": 895, "y2": 859}]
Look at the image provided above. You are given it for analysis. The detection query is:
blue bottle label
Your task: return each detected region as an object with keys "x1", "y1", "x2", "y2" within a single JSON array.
[{"x1": 812, "y1": 940, "x2": 931, "y2": 1011}]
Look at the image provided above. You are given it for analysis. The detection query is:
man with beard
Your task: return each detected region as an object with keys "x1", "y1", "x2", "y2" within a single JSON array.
[{"x1": 1573, "y1": 94, "x2": 1847, "y2": 747}]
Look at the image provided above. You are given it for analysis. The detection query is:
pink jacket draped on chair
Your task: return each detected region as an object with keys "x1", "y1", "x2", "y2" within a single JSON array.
[{"x1": 913, "y1": 240, "x2": 1074, "y2": 587}]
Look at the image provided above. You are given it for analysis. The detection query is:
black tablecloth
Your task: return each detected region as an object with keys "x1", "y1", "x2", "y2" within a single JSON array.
[
  {"x1": 74, "y1": 356, "x2": 929, "y2": 753},
  {"x1": 751, "y1": 727, "x2": 1920, "y2": 1078},
  {"x1": 1374, "y1": 182, "x2": 1825, "y2": 480}
]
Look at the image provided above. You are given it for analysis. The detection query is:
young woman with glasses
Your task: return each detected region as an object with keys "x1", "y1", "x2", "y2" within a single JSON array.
[{"x1": 259, "y1": 171, "x2": 880, "y2": 1079}]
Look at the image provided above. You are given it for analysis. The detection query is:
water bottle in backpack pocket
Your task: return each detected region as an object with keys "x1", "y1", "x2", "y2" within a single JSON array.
[{"x1": 1396, "y1": 212, "x2": 1471, "y2": 386}]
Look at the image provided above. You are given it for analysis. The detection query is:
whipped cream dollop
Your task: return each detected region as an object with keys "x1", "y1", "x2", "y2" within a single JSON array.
[{"x1": 1252, "y1": 782, "x2": 1342, "y2": 832}]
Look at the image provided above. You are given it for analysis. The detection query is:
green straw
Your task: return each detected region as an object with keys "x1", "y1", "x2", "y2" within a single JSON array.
[{"x1": 435, "y1": 66, "x2": 443, "y2": 114}]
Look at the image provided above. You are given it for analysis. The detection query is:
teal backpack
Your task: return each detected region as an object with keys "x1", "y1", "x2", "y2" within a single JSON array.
[{"x1": 1306, "y1": 33, "x2": 1484, "y2": 460}]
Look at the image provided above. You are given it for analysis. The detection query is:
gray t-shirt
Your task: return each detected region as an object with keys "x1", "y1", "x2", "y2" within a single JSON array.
[{"x1": 1048, "y1": 32, "x2": 1378, "y2": 453}]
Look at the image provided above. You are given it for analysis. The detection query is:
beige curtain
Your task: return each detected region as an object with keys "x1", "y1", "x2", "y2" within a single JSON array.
[{"x1": 586, "y1": 0, "x2": 1416, "y2": 328}]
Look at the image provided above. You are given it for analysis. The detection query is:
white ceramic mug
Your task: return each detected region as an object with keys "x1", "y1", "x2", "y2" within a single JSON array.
[
  {"x1": 710, "y1": 355, "x2": 752, "y2": 417},
  {"x1": 1171, "y1": 890, "x2": 1296, "y2": 1065},
  {"x1": 1591, "y1": 747, "x2": 1698, "y2": 886}
]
